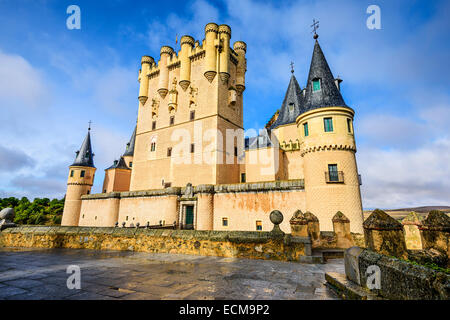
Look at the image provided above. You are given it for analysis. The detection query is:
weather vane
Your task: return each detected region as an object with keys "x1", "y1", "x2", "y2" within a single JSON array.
[
  {"x1": 311, "y1": 18, "x2": 319, "y2": 39},
  {"x1": 88, "y1": 120, "x2": 92, "y2": 131},
  {"x1": 290, "y1": 61, "x2": 294, "y2": 74}
]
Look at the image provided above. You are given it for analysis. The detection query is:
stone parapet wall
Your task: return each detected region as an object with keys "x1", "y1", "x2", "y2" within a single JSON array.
[
  {"x1": 0, "y1": 226, "x2": 310, "y2": 262},
  {"x1": 342, "y1": 247, "x2": 449, "y2": 300},
  {"x1": 81, "y1": 179, "x2": 305, "y2": 200}
]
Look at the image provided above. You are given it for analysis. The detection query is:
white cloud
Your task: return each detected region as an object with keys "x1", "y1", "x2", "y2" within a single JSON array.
[
  {"x1": 0, "y1": 50, "x2": 49, "y2": 107},
  {"x1": 358, "y1": 137, "x2": 450, "y2": 208}
]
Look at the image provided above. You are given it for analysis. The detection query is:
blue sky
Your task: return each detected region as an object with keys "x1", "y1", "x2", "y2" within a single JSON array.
[{"x1": 0, "y1": 0, "x2": 449, "y2": 209}]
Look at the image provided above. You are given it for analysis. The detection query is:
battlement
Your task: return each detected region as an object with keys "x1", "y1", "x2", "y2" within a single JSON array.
[{"x1": 138, "y1": 22, "x2": 247, "y2": 103}]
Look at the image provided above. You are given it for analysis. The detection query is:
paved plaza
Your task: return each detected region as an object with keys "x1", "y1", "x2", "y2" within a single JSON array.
[{"x1": 0, "y1": 248, "x2": 343, "y2": 300}]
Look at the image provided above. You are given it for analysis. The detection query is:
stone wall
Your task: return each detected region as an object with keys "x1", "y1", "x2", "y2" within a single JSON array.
[
  {"x1": 0, "y1": 225, "x2": 310, "y2": 262},
  {"x1": 343, "y1": 247, "x2": 449, "y2": 300},
  {"x1": 79, "y1": 180, "x2": 306, "y2": 233}
]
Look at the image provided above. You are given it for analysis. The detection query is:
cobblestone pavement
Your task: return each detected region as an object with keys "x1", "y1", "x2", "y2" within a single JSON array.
[{"x1": 0, "y1": 248, "x2": 343, "y2": 300}]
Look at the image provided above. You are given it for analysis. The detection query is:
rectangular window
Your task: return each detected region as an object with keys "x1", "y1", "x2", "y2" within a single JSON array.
[
  {"x1": 167, "y1": 147, "x2": 172, "y2": 157},
  {"x1": 256, "y1": 221, "x2": 262, "y2": 231},
  {"x1": 190, "y1": 110, "x2": 195, "y2": 121},
  {"x1": 324, "y1": 117, "x2": 333, "y2": 132},
  {"x1": 222, "y1": 218, "x2": 228, "y2": 227},
  {"x1": 151, "y1": 142, "x2": 156, "y2": 152},
  {"x1": 328, "y1": 164, "x2": 338, "y2": 182},
  {"x1": 129, "y1": 162, "x2": 133, "y2": 168},
  {"x1": 70, "y1": 170, "x2": 74, "y2": 177},
  {"x1": 190, "y1": 143, "x2": 195, "y2": 153},
  {"x1": 152, "y1": 121, "x2": 156, "y2": 130},
  {"x1": 170, "y1": 116, "x2": 175, "y2": 126},
  {"x1": 313, "y1": 79, "x2": 321, "y2": 92},
  {"x1": 303, "y1": 122, "x2": 309, "y2": 136},
  {"x1": 347, "y1": 118, "x2": 352, "y2": 133},
  {"x1": 234, "y1": 146, "x2": 238, "y2": 157},
  {"x1": 241, "y1": 173, "x2": 246, "y2": 183},
  {"x1": 80, "y1": 170, "x2": 85, "y2": 178}
]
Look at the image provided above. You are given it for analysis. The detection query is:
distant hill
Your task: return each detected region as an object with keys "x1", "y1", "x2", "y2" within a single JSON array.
[
  {"x1": 388, "y1": 206, "x2": 450, "y2": 213},
  {"x1": 363, "y1": 206, "x2": 450, "y2": 221}
]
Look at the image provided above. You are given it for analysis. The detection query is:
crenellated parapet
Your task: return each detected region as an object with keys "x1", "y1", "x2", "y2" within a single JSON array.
[{"x1": 137, "y1": 22, "x2": 246, "y2": 103}]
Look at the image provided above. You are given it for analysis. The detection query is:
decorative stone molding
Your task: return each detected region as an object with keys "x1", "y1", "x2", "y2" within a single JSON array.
[
  {"x1": 300, "y1": 144, "x2": 356, "y2": 156},
  {"x1": 218, "y1": 24, "x2": 231, "y2": 36},
  {"x1": 180, "y1": 35, "x2": 195, "y2": 46},
  {"x1": 204, "y1": 23, "x2": 219, "y2": 34},
  {"x1": 204, "y1": 70, "x2": 217, "y2": 83},
  {"x1": 160, "y1": 46, "x2": 174, "y2": 56},
  {"x1": 141, "y1": 55, "x2": 154, "y2": 65},
  {"x1": 233, "y1": 41, "x2": 247, "y2": 53}
]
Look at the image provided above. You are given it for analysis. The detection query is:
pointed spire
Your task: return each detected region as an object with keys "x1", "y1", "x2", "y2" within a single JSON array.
[
  {"x1": 303, "y1": 40, "x2": 348, "y2": 112},
  {"x1": 106, "y1": 156, "x2": 130, "y2": 170},
  {"x1": 123, "y1": 125, "x2": 136, "y2": 157},
  {"x1": 270, "y1": 73, "x2": 305, "y2": 129},
  {"x1": 71, "y1": 127, "x2": 95, "y2": 168}
]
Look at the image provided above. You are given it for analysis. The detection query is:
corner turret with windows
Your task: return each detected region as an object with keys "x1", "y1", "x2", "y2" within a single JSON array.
[
  {"x1": 296, "y1": 35, "x2": 363, "y2": 233},
  {"x1": 61, "y1": 126, "x2": 96, "y2": 226}
]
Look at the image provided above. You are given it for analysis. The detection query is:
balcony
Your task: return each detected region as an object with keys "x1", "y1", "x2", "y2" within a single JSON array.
[{"x1": 325, "y1": 171, "x2": 344, "y2": 183}]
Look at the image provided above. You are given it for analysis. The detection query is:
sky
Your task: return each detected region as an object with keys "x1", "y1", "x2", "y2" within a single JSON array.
[{"x1": 0, "y1": 0, "x2": 449, "y2": 209}]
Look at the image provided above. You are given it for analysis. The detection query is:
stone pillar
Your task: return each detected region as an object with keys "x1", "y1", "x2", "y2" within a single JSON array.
[
  {"x1": 332, "y1": 211, "x2": 353, "y2": 248},
  {"x1": 419, "y1": 210, "x2": 450, "y2": 257},
  {"x1": 401, "y1": 212, "x2": 424, "y2": 250},
  {"x1": 304, "y1": 211, "x2": 320, "y2": 245},
  {"x1": 363, "y1": 209, "x2": 408, "y2": 259},
  {"x1": 289, "y1": 210, "x2": 309, "y2": 238}
]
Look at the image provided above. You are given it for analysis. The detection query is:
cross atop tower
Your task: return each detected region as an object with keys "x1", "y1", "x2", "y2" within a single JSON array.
[
  {"x1": 290, "y1": 61, "x2": 294, "y2": 74},
  {"x1": 88, "y1": 120, "x2": 92, "y2": 131},
  {"x1": 311, "y1": 19, "x2": 319, "y2": 39}
]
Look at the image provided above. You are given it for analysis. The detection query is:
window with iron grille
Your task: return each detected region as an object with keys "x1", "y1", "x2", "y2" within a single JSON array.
[
  {"x1": 80, "y1": 170, "x2": 85, "y2": 178},
  {"x1": 222, "y1": 218, "x2": 228, "y2": 227},
  {"x1": 328, "y1": 164, "x2": 339, "y2": 182},
  {"x1": 190, "y1": 143, "x2": 195, "y2": 153},
  {"x1": 167, "y1": 147, "x2": 172, "y2": 157},
  {"x1": 170, "y1": 116, "x2": 175, "y2": 126},
  {"x1": 152, "y1": 121, "x2": 156, "y2": 130},
  {"x1": 190, "y1": 110, "x2": 195, "y2": 121},
  {"x1": 303, "y1": 122, "x2": 309, "y2": 136}
]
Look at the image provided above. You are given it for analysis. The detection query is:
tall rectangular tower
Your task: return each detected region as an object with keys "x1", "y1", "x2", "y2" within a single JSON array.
[{"x1": 130, "y1": 23, "x2": 247, "y2": 191}]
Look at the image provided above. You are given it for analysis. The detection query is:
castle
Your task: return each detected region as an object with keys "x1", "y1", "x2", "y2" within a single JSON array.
[{"x1": 61, "y1": 23, "x2": 364, "y2": 233}]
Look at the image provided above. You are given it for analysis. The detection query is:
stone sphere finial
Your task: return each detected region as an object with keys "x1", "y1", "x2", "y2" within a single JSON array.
[
  {"x1": 270, "y1": 210, "x2": 284, "y2": 225},
  {"x1": 269, "y1": 210, "x2": 285, "y2": 235}
]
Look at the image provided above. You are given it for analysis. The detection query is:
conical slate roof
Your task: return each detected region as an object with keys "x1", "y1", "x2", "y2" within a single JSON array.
[
  {"x1": 303, "y1": 40, "x2": 348, "y2": 112},
  {"x1": 106, "y1": 157, "x2": 130, "y2": 170},
  {"x1": 270, "y1": 74, "x2": 305, "y2": 129},
  {"x1": 71, "y1": 129, "x2": 95, "y2": 168},
  {"x1": 123, "y1": 126, "x2": 136, "y2": 157}
]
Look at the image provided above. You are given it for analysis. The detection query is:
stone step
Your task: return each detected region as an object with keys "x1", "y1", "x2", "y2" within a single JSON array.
[{"x1": 325, "y1": 272, "x2": 380, "y2": 300}]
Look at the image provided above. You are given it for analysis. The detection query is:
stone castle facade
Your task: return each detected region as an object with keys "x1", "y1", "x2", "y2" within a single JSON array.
[{"x1": 61, "y1": 23, "x2": 364, "y2": 233}]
